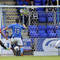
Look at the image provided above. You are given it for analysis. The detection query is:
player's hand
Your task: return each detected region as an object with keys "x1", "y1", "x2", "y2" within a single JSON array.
[
  {"x1": 23, "y1": 24, "x2": 27, "y2": 29},
  {"x1": 2, "y1": 27, "x2": 8, "y2": 31}
]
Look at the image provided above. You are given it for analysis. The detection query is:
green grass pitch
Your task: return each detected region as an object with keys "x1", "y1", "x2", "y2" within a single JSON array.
[{"x1": 0, "y1": 56, "x2": 60, "y2": 60}]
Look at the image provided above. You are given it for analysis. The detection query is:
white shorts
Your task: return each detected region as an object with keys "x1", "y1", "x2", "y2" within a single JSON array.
[{"x1": 11, "y1": 38, "x2": 23, "y2": 46}]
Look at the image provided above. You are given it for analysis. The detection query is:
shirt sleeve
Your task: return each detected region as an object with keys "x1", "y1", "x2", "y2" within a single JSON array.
[{"x1": 21, "y1": 25, "x2": 25, "y2": 29}]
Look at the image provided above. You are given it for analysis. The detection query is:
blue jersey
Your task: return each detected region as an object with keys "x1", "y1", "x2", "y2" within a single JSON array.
[{"x1": 8, "y1": 23, "x2": 25, "y2": 38}]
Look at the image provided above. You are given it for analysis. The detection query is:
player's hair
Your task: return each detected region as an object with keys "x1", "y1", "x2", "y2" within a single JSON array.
[{"x1": 16, "y1": 19, "x2": 19, "y2": 23}]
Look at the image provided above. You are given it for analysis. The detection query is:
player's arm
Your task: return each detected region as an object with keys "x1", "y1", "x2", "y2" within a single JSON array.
[
  {"x1": 0, "y1": 41, "x2": 7, "y2": 49},
  {"x1": 2, "y1": 26, "x2": 8, "y2": 31},
  {"x1": 2, "y1": 24, "x2": 13, "y2": 31},
  {"x1": 23, "y1": 24, "x2": 27, "y2": 29}
]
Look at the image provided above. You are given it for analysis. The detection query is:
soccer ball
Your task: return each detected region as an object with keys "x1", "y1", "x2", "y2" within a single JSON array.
[{"x1": 14, "y1": 46, "x2": 19, "y2": 51}]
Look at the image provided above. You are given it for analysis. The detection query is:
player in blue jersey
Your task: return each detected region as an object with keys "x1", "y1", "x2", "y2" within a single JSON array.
[{"x1": 3, "y1": 19, "x2": 27, "y2": 56}]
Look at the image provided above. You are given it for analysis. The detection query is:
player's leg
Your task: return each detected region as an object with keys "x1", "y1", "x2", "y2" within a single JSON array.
[
  {"x1": 17, "y1": 38, "x2": 23, "y2": 56},
  {"x1": 0, "y1": 40, "x2": 8, "y2": 50},
  {"x1": 11, "y1": 38, "x2": 16, "y2": 55}
]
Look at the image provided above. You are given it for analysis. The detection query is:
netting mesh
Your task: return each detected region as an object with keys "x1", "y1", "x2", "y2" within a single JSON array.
[
  {"x1": 0, "y1": 0, "x2": 59, "y2": 6},
  {"x1": 0, "y1": 7, "x2": 60, "y2": 56},
  {"x1": 1, "y1": 7, "x2": 60, "y2": 26},
  {"x1": 1, "y1": 7, "x2": 60, "y2": 42}
]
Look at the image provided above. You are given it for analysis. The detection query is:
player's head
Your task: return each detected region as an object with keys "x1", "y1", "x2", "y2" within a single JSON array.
[{"x1": 16, "y1": 19, "x2": 19, "y2": 23}]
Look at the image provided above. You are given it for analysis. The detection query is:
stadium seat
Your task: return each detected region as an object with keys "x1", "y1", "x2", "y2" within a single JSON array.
[
  {"x1": 35, "y1": 3, "x2": 42, "y2": 5},
  {"x1": 28, "y1": 25, "x2": 39, "y2": 38},
  {"x1": 47, "y1": 25, "x2": 55, "y2": 30},
  {"x1": 38, "y1": 25, "x2": 46, "y2": 30},
  {"x1": 56, "y1": 30, "x2": 60, "y2": 38},
  {"x1": 38, "y1": 12, "x2": 46, "y2": 17},
  {"x1": 28, "y1": 25, "x2": 37, "y2": 31},
  {"x1": 47, "y1": 29, "x2": 56, "y2": 38},
  {"x1": 34, "y1": 0, "x2": 41, "y2": 3},
  {"x1": 47, "y1": 12, "x2": 54, "y2": 22},
  {"x1": 48, "y1": 33, "x2": 56, "y2": 38},
  {"x1": 47, "y1": 30, "x2": 54, "y2": 33},
  {"x1": 47, "y1": 12, "x2": 54, "y2": 17},
  {"x1": 38, "y1": 32, "x2": 47, "y2": 38},
  {"x1": 52, "y1": 0, "x2": 56, "y2": 2},
  {"x1": 38, "y1": 30, "x2": 46, "y2": 33},
  {"x1": 16, "y1": 0, "x2": 29, "y2": 5},
  {"x1": 48, "y1": 17, "x2": 54, "y2": 22},
  {"x1": 18, "y1": 1, "x2": 23, "y2": 5},
  {"x1": 38, "y1": 17, "x2": 46, "y2": 22},
  {"x1": 42, "y1": 0, "x2": 46, "y2": 5},
  {"x1": 34, "y1": 0, "x2": 42, "y2": 5},
  {"x1": 38, "y1": 30, "x2": 47, "y2": 38},
  {"x1": 29, "y1": 31, "x2": 38, "y2": 38},
  {"x1": 24, "y1": 1, "x2": 29, "y2": 5},
  {"x1": 56, "y1": 30, "x2": 60, "y2": 33},
  {"x1": 38, "y1": 11, "x2": 46, "y2": 22},
  {"x1": 36, "y1": 8, "x2": 44, "y2": 11}
]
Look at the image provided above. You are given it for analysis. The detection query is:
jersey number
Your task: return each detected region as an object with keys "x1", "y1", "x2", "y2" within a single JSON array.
[{"x1": 15, "y1": 28, "x2": 20, "y2": 34}]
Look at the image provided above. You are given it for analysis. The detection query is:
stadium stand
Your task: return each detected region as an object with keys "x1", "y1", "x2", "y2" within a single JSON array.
[
  {"x1": 28, "y1": 7, "x2": 59, "y2": 38},
  {"x1": 0, "y1": 0, "x2": 58, "y2": 5},
  {"x1": 36, "y1": 8, "x2": 45, "y2": 11},
  {"x1": 0, "y1": 0, "x2": 16, "y2": 5},
  {"x1": 3, "y1": 7, "x2": 19, "y2": 25},
  {"x1": 2, "y1": 7, "x2": 59, "y2": 39},
  {"x1": 34, "y1": 0, "x2": 46, "y2": 5},
  {"x1": 28, "y1": 25, "x2": 38, "y2": 38},
  {"x1": 16, "y1": 0, "x2": 29, "y2": 5},
  {"x1": 47, "y1": 12, "x2": 54, "y2": 22}
]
